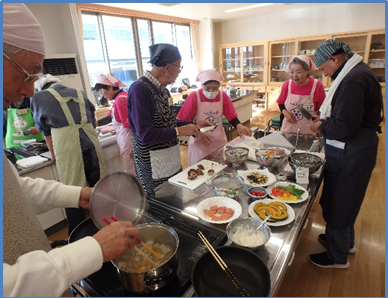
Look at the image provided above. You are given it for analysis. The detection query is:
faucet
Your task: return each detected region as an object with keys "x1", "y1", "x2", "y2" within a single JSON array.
[
  {"x1": 263, "y1": 126, "x2": 270, "y2": 137},
  {"x1": 294, "y1": 128, "x2": 300, "y2": 148}
]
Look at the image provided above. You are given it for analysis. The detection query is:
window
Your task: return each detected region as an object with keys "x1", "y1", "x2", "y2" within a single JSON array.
[{"x1": 81, "y1": 10, "x2": 194, "y2": 104}]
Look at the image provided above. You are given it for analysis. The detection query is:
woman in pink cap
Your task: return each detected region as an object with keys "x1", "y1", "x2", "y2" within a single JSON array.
[
  {"x1": 95, "y1": 75, "x2": 136, "y2": 175},
  {"x1": 177, "y1": 68, "x2": 252, "y2": 166},
  {"x1": 276, "y1": 55, "x2": 326, "y2": 136}
]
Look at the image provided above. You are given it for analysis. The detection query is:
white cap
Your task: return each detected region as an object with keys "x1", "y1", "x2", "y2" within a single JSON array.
[
  {"x1": 3, "y1": 3, "x2": 46, "y2": 56},
  {"x1": 34, "y1": 74, "x2": 61, "y2": 91}
]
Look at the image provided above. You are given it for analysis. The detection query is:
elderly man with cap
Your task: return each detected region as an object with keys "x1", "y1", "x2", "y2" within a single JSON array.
[
  {"x1": 177, "y1": 68, "x2": 252, "y2": 166},
  {"x1": 31, "y1": 73, "x2": 107, "y2": 234},
  {"x1": 127, "y1": 43, "x2": 210, "y2": 197},
  {"x1": 308, "y1": 40, "x2": 383, "y2": 269},
  {"x1": 94, "y1": 74, "x2": 136, "y2": 175},
  {"x1": 3, "y1": 4, "x2": 139, "y2": 297}
]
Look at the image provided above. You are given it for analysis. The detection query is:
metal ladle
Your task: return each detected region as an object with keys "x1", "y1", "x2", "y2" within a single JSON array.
[{"x1": 256, "y1": 213, "x2": 273, "y2": 231}]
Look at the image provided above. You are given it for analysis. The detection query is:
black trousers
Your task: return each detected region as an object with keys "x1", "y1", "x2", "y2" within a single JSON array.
[{"x1": 66, "y1": 147, "x2": 101, "y2": 235}]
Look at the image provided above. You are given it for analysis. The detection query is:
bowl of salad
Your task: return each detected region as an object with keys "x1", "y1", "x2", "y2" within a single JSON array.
[{"x1": 212, "y1": 174, "x2": 245, "y2": 199}]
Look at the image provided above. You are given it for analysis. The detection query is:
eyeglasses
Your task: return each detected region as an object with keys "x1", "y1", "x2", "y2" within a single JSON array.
[
  {"x1": 169, "y1": 63, "x2": 184, "y2": 71},
  {"x1": 3, "y1": 53, "x2": 43, "y2": 83}
]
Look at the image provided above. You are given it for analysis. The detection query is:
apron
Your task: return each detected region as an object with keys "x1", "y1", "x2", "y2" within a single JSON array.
[
  {"x1": 111, "y1": 102, "x2": 136, "y2": 175},
  {"x1": 131, "y1": 78, "x2": 181, "y2": 197},
  {"x1": 188, "y1": 90, "x2": 227, "y2": 166},
  {"x1": 5, "y1": 107, "x2": 45, "y2": 148},
  {"x1": 47, "y1": 88, "x2": 106, "y2": 187},
  {"x1": 281, "y1": 78, "x2": 318, "y2": 136}
]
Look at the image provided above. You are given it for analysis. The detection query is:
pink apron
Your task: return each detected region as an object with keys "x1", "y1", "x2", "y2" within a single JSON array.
[
  {"x1": 112, "y1": 104, "x2": 136, "y2": 175},
  {"x1": 281, "y1": 78, "x2": 318, "y2": 136},
  {"x1": 188, "y1": 90, "x2": 227, "y2": 166}
]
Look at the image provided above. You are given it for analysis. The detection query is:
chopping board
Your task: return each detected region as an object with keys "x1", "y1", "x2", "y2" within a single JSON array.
[{"x1": 168, "y1": 159, "x2": 227, "y2": 191}]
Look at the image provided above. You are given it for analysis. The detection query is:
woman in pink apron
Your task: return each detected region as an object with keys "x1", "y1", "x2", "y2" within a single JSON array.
[
  {"x1": 276, "y1": 55, "x2": 326, "y2": 136},
  {"x1": 95, "y1": 75, "x2": 136, "y2": 175},
  {"x1": 177, "y1": 69, "x2": 252, "y2": 166}
]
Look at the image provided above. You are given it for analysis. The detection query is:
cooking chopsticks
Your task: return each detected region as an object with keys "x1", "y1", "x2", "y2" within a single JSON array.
[
  {"x1": 103, "y1": 215, "x2": 161, "y2": 259},
  {"x1": 198, "y1": 231, "x2": 250, "y2": 297}
]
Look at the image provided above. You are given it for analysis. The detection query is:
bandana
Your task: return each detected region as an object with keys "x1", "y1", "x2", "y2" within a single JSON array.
[
  {"x1": 314, "y1": 39, "x2": 354, "y2": 67},
  {"x1": 285, "y1": 55, "x2": 318, "y2": 73},
  {"x1": 148, "y1": 43, "x2": 181, "y2": 67},
  {"x1": 34, "y1": 74, "x2": 61, "y2": 91},
  {"x1": 96, "y1": 74, "x2": 127, "y2": 87},
  {"x1": 196, "y1": 68, "x2": 224, "y2": 84}
]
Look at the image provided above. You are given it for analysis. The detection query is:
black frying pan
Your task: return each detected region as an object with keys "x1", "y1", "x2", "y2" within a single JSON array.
[
  {"x1": 68, "y1": 217, "x2": 99, "y2": 243},
  {"x1": 192, "y1": 246, "x2": 271, "y2": 297}
]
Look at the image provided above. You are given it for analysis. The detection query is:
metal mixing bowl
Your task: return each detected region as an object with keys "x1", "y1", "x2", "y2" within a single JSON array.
[
  {"x1": 255, "y1": 148, "x2": 286, "y2": 169},
  {"x1": 224, "y1": 147, "x2": 249, "y2": 167},
  {"x1": 212, "y1": 174, "x2": 245, "y2": 199},
  {"x1": 288, "y1": 152, "x2": 323, "y2": 174},
  {"x1": 226, "y1": 217, "x2": 271, "y2": 250}
]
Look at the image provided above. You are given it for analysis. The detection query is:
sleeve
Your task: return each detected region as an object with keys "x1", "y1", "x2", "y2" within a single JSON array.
[
  {"x1": 9, "y1": 160, "x2": 81, "y2": 214},
  {"x1": 222, "y1": 92, "x2": 238, "y2": 121},
  {"x1": 313, "y1": 81, "x2": 326, "y2": 111},
  {"x1": 127, "y1": 83, "x2": 176, "y2": 144},
  {"x1": 276, "y1": 81, "x2": 289, "y2": 105},
  {"x1": 3, "y1": 237, "x2": 103, "y2": 297},
  {"x1": 97, "y1": 115, "x2": 112, "y2": 126},
  {"x1": 30, "y1": 94, "x2": 52, "y2": 136},
  {"x1": 176, "y1": 92, "x2": 198, "y2": 121},
  {"x1": 115, "y1": 94, "x2": 130, "y2": 128}
]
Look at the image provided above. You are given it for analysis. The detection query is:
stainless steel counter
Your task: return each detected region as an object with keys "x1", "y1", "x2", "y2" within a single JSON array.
[{"x1": 153, "y1": 132, "x2": 324, "y2": 297}]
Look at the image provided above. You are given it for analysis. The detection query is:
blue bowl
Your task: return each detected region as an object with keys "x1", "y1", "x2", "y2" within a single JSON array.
[{"x1": 247, "y1": 186, "x2": 267, "y2": 200}]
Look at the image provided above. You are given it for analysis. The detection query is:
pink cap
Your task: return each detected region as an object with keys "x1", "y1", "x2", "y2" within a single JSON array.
[
  {"x1": 3, "y1": 3, "x2": 46, "y2": 56},
  {"x1": 97, "y1": 74, "x2": 127, "y2": 87},
  {"x1": 196, "y1": 69, "x2": 224, "y2": 84},
  {"x1": 285, "y1": 55, "x2": 318, "y2": 73}
]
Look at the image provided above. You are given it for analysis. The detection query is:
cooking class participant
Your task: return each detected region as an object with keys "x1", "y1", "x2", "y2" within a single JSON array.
[
  {"x1": 3, "y1": 4, "x2": 139, "y2": 297},
  {"x1": 31, "y1": 74, "x2": 107, "y2": 235},
  {"x1": 127, "y1": 43, "x2": 210, "y2": 198},
  {"x1": 94, "y1": 74, "x2": 136, "y2": 175},
  {"x1": 308, "y1": 40, "x2": 383, "y2": 268},
  {"x1": 276, "y1": 55, "x2": 326, "y2": 136},
  {"x1": 177, "y1": 68, "x2": 252, "y2": 166},
  {"x1": 3, "y1": 96, "x2": 44, "y2": 149}
]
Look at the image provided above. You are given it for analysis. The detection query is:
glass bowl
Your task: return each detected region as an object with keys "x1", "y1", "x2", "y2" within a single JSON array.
[
  {"x1": 212, "y1": 174, "x2": 245, "y2": 199},
  {"x1": 224, "y1": 147, "x2": 249, "y2": 167},
  {"x1": 255, "y1": 148, "x2": 286, "y2": 169}
]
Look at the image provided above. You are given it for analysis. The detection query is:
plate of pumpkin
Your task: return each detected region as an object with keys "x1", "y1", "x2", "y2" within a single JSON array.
[{"x1": 248, "y1": 199, "x2": 295, "y2": 227}]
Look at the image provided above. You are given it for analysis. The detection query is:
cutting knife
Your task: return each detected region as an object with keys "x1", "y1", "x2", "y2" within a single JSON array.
[
  {"x1": 200, "y1": 123, "x2": 218, "y2": 133},
  {"x1": 296, "y1": 105, "x2": 316, "y2": 121}
]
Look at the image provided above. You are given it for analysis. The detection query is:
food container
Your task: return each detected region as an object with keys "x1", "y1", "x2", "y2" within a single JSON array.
[
  {"x1": 226, "y1": 217, "x2": 271, "y2": 250},
  {"x1": 288, "y1": 152, "x2": 323, "y2": 174},
  {"x1": 247, "y1": 186, "x2": 267, "y2": 200},
  {"x1": 212, "y1": 174, "x2": 245, "y2": 199},
  {"x1": 111, "y1": 223, "x2": 179, "y2": 293},
  {"x1": 224, "y1": 147, "x2": 249, "y2": 167},
  {"x1": 255, "y1": 148, "x2": 286, "y2": 169}
]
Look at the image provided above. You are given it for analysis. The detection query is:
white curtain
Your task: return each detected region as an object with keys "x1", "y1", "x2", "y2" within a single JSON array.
[{"x1": 190, "y1": 22, "x2": 200, "y2": 76}]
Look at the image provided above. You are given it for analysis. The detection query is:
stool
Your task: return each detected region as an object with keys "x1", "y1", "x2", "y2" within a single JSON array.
[
  {"x1": 222, "y1": 118, "x2": 234, "y2": 141},
  {"x1": 267, "y1": 115, "x2": 281, "y2": 131}
]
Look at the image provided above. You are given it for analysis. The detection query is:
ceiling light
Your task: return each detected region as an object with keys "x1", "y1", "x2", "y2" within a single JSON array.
[{"x1": 225, "y1": 3, "x2": 275, "y2": 13}]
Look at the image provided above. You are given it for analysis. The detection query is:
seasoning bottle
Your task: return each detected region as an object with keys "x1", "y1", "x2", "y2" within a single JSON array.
[{"x1": 309, "y1": 139, "x2": 321, "y2": 152}]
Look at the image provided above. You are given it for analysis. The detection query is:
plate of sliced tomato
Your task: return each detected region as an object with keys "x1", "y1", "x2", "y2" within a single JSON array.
[{"x1": 267, "y1": 182, "x2": 309, "y2": 204}]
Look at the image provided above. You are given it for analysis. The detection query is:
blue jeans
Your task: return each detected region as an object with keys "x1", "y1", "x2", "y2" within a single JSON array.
[{"x1": 325, "y1": 224, "x2": 354, "y2": 264}]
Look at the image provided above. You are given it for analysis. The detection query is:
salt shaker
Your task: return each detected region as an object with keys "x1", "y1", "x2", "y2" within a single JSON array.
[{"x1": 309, "y1": 139, "x2": 321, "y2": 152}]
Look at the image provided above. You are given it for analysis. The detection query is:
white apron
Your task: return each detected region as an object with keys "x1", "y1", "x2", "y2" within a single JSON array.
[
  {"x1": 188, "y1": 90, "x2": 227, "y2": 166},
  {"x1": 281, "y1": 78, "x2": 318, "y2": 136}
]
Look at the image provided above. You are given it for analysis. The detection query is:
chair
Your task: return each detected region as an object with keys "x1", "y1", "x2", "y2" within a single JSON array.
[
  {"x1": 267, "y1": 115, "x2": 282, "y2": 131},
  {"x1": 222, "y1": 117, "x2": 234, "y2": 141}
]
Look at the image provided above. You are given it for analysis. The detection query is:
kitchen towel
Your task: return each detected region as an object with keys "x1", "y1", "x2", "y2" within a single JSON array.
[{"x1": 16, "y1": 156, "x2": 48, "y2": 168}]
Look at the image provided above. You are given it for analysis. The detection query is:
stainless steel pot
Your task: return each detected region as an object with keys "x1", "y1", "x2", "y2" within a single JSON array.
[{"x1": 111, "y1": 223, "x2": 179, "y2": 293}]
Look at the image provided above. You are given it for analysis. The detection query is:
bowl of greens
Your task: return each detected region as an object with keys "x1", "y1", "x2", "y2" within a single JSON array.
[{"x1": 212, "y1": 174, "x2": 245, "y2": 199}]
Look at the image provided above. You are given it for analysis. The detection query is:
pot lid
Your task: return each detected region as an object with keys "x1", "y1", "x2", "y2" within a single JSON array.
[{"x1": 90, "y1": 172, "x2": 146, "y2": 229}]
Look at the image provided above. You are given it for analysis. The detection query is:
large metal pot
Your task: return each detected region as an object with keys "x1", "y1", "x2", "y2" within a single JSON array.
[{"x1": 111, "y1": 223, "x2": 179, "y2": 293}]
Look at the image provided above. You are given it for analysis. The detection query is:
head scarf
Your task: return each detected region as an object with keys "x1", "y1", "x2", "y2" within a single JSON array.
[
  {"x1": 148, "y1": 43, "x2": 181, "y2": 67},
  {"x1": 3, "y1": 3, "x2": 46, "y2": 56},
  {"x1": 96, "y1": 74, "x2": 127, "y2": 88},
  {"x1": 34, "y1": 74, "x2": 61, "y2": 91},
  {"x1": 314, "y1": 39, "x2": 354, "y2": 67},
  {"x1": 285, "y1": 55, "x2": 318, "y2": 73},
  {"x1": 196, "y1": 68, "x2": 224, "y2": 84}
]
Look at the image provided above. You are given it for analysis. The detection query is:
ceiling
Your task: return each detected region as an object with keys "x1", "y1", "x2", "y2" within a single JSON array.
[{"x1": 96, "y1": 3, "x2": 328, "y2": 22}]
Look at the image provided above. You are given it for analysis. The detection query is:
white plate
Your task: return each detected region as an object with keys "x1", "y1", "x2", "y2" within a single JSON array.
[
  {"x1": 248, "y1": 199, "x2": 295, "y2": 227},
  {"x1": 197, "y1": 196, "x2": 242, "y2": 224},
  {"x1": 267, "y1": 182, "x2": 309, "y2": 204},
  {"x1": 237, "y1": 168, "x2": 277, "y2": 187}
]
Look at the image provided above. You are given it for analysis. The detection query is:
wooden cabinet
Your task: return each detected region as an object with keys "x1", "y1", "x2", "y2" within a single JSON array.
[
  {"x1": 220, "y1": 46, "x2": 242, "y2": 84},
  {"x1": 242, "y1": 43, "x2": 267, "y2": 84},
  {"x1": 268, "y1": 40, "x2": 296, "y2": 85},
  {"x1": 366, "y1": 30, "x2": 385, "y2": 86}
]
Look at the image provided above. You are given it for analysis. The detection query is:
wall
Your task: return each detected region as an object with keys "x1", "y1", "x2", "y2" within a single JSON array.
[{"x1": 198, "y1": 19, "x2": 214, "y2": 70}]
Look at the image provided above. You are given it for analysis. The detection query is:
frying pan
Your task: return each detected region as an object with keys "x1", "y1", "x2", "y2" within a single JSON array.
[
  {"x1": 192, "y1": 246, "x2": 271, "y2": 297},
  {"x1": 68, "y1": 217, "x2": 99, "y2": 243}
]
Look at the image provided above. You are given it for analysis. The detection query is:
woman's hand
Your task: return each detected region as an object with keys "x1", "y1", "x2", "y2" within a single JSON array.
[
  {"x1": 282, "y1": 110, "x2": 297, "y2": 123},
  {"x1": 28, "y1": 126, "x2": 40, "y2": 135},
  {"x1": 309, "y1": 118, "x2": 324, "y2": 134},
  {"x1": 195, "y1": 119, "x2": 213, "y2": 128},
  {"x1": 236, "y1": 124, "x2": 252, "y2": 138},
  {"x1": 177, "y1": 124, "x2": 199, "y2": 136},
  {"x1": 197, "y1": 131, "x2": 212, "y2": 146}
]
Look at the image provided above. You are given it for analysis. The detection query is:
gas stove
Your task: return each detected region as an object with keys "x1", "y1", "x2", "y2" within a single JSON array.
[{"x1": 72, "y1": 200, "x2": 227, "y2": 297}]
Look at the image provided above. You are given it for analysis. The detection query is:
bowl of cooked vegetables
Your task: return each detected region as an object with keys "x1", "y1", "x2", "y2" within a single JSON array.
[
  {"x1": 247, "y1": 186, "x2": 267, "y2": 200},
  {"x1": 212, "y1": 174, "x2": 245, "y2": 199},
  {"x1": 224, "y1": 147, "x2": 249, "y2": 167},
  {"x1": 255, "y1": 148, "x2": 286, "y2": 169},
  {"x1": 288, "y1": 152, "x2": 323, "y2": 174}
]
